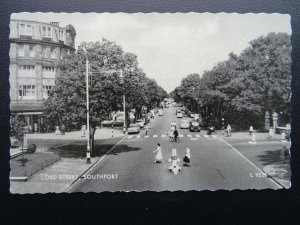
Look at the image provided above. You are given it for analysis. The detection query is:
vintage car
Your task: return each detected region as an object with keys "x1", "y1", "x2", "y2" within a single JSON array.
[{"x1": 127, "y1": 124, "x2": 141, "y2": 134}]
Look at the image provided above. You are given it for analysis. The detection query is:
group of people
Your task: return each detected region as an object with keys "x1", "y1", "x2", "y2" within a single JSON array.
[
  {"x1": 153, "y1": 143, "x2": 191, "y2": 174},
  {"x1": 222, "y1": 124, "x2": 232, "y2": 137}
]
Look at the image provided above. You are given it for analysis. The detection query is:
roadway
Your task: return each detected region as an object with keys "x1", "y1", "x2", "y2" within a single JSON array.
[{"x1": 70, "y1": 106, "x2": 281, "y2": 192}]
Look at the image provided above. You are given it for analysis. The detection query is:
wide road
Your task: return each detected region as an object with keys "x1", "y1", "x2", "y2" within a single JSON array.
[{"x1": 70, "y1": 106, "x2": 281, "y2": 192}]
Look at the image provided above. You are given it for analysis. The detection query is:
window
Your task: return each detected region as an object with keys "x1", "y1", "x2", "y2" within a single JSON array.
[
  {"x1": 42, "y1": 66, "x2": 55, "y2": 71},
  {"x1": 18, "y1": 65, "x2": 35, "y2": 70},
  {"x1": 43, "y1": 85, "x2": 52, "y2": 99},
  {"x1": 42, "y1": 46, "x2": 47, "y2": 58},
  {"x1": 59, "y1": 30, "x2": 64, "y2": 41},
  {"x1": 19, "y1": 24, "x2": 25, "y2": 35},
  {"x1": 19, "y1": 23, "x2": 32, "y2": 36},
  {"x1": 18, "y1": 85, "x2": 36, "y2": 99},
  {"x1": 29, "y1": 45, "x2": 35, "y2": 57},
  {"x1": 26, "y1": 24, "x2": 32, "y2": 36},
  {"x1": 50, "y1": 47, "x2": 56, "y2": 59},
  {"x1": 18, "y1": 44, "x2": 24, "y2": 57},
  {"x1": 42, "y1": 26, "x2": 52, "y2": 38}
]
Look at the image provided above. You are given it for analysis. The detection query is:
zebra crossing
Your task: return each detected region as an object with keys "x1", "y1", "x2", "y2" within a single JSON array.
[{"x1": 126, "y1": 133, "x2": 220, "y2": 140}]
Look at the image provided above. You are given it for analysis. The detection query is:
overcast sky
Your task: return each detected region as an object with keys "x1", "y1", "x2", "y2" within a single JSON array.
[{"x1": 12, "y1": 13, "x2": 291, "y2": 93}]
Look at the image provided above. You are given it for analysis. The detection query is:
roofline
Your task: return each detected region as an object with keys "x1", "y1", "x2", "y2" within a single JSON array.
[{"x1": 10, "y1": 19, "x2": 68, "y2": 29}]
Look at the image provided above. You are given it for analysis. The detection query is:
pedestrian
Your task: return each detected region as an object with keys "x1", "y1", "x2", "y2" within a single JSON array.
[
  {"x1": 268, "y1": 127, "x2": 274, "y2": 138},
  {"x1": 227, "y1": 124, "x2": 232, "y2": 137},
  {"x1": 153, "y1": 143, "x2": 164, "y2": 163},
  {"x1": 249, "y1": 125, "x2": 254, "y2": 135},
  {"x1": 183, "y1": 147, "x2": 191, "y2": 167},
  {"x1": 55, "y1": 125, "x2": 60, "y2": 135},
  {"x1": 145, "y1": 125, "x2": 149, "y2": 135},
  {"x1": 60, "y1": 123, "x2": 65, "y2": 135},
  {"x1": 173, "y1": 128, "x2": 179, "y2": 142}
]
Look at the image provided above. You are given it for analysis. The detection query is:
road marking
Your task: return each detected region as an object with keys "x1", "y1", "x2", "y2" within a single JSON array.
[
  {"x1": 203, "y1": 135, "x2": 209, "y2": 138},
  {"x1": 187, "y1": 134, "x2": 192, "y2": 137},
  {"x1": 145, "y1": 135, "x2": 149, "y2": 138},
  {"x1": 220, "y1": 138, "x2": 283, "y2": 189},
  {"x1": 196, "y1": 135, "x2": 200, "y2": 138},
  {"x1": 136, "y1": 135, "x2": 141, "y2": 138},
  {"x1": 161, "y1": 134, "x2": 166, "y2": 138},
  {"x1": 190, "y1": 138, "x2": 198, "y2": 141},
  {"x1": 179, "y1": 134, "x2": 184, "y2": 137},
  {"x1": 127, "y1": 136, "x2": 133, "y2": 139},
  {"x1": 212, "y1": 135, "x2": 217, "y2": 138},
  {"x1": 153, "y1": 135, "x2": 158, "y2": 138}
]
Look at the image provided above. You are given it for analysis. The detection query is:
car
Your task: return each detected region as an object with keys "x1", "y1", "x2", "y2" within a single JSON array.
[
  {"x1": 189, "y1": 121, "x2": 201, "y2": 132},
  {"x1": 177, "y1": 112, "x2": 183, "y2": 118},
  {"x1": 176, "y1": 109, "x2": 182, "y2": 115},
  {"x1": 189, "y1": 112, "x2": 196, "y2": 118},
  {"x1": 159, "y1": 110, "x2": 164, "y2": 116},
  {"x1": 127, "y1": 124, "x2": 140, "y2": 134},
  {"x1": 136, "y1": 119, "x2": 145, "y2": 128},
  {"x1": 180, "y1": 120, "x2": 189, "y2": 129}
]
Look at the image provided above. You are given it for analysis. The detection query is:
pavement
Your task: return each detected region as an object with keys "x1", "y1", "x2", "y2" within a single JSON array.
[
  {"x1": 26, "y1": 127, "x2": 125, "y2": 140},
  {"x1": 10, "y1": 156, "x2": 100, "y2": 193},
  {"x1": 9, "y1": 127, "x2": 124, "y2": 194}
]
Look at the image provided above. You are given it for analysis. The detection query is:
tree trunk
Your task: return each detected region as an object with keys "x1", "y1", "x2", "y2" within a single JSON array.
[{"x1": 90, "y1": 126, "x2": 96, "y2": 156}]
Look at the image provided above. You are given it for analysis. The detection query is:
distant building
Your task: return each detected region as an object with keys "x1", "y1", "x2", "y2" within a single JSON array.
[{"x1": 9, "y1": 19, "x2": 76, "y2": 132}]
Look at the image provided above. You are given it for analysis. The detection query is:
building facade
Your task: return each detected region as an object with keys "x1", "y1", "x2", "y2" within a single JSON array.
[{"x1": 9, "y1": 19, "x2": 76, "y2": 132}]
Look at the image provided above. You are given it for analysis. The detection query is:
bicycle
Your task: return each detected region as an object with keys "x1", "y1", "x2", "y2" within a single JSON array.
[{"x1": 169, "y1": 135, "x2": 180, "y2": 142}]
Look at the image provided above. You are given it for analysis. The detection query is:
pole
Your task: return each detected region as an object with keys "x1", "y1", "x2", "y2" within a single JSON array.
[
  {"x1": 86, "y1": 57, "x2": 91, "y2": 164},
  {"x1": 123, "y1": 95, "x2": 126, "y2": 134}
]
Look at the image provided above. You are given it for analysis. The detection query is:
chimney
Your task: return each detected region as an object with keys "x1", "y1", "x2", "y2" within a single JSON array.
[{"x1": 50, "y1": 22, "x2": 59, "y2": 27}]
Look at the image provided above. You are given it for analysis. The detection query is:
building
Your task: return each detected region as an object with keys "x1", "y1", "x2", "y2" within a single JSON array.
[{"x1": 9, "y1": 19, "x2": 76, "y2": 132}]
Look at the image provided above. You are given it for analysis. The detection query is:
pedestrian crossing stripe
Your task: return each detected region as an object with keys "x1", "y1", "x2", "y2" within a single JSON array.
[
  {"x1": 126, "y1": 134, "x2": 219, "y2": 139},
  {"x1": 190, "y1": 138, "x2": 198, "y2": 140}
]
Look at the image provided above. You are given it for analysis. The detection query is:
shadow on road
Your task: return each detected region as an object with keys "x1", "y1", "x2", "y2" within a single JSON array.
[
  {"x1": 48, "y1": 144, "x2": 141, "y2": 158},
  {"x1": 257, "y1": 149, "x2": 288, "y2": 166}
]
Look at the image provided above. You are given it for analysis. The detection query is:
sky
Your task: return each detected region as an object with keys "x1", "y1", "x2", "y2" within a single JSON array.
[{"x1": 11, "y1": 13, "x2": 291, "y2": 93}]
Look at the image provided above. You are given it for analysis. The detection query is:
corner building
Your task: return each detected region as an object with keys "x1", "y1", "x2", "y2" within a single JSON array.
[{"x1": 9, "y1": 19, "x2": 76, "y2": 132}]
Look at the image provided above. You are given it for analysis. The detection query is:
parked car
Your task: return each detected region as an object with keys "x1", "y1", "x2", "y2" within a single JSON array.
[
  {"x1": 127, "y1": 124, "x2": 141, "y2": 134},
  {"x1": 180, "y1": 120, "x2": 189, "y2": 129},
  {"x1": 176, "y1": 109, "x2": 182, "y2": 115},
  {"x1": 177, "y1": 112, "x2": 183, "y2": 118},
  {"x1": 189, "y1": 112, "x2": 196, "y2": 118},
  {"x1": 136, "y1": 119, "x2": 145, "y2": 128},
  {"x1": 189, "y1": 121, "x2": 201, "y2": 132}
]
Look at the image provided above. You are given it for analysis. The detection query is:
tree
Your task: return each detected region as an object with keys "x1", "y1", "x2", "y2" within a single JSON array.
[{"x1": 45, "y1": 39, "x2": 168, "y2": 152}]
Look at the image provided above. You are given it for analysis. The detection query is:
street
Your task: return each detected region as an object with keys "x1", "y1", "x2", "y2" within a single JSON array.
[{"x1": 69, "y1": 106, "x2": 282, "y2": 192}]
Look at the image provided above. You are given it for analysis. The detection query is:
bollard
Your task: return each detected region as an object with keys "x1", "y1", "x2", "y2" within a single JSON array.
[{"x1": 248, "y1": 133, "x2": 257, "y2": 144}]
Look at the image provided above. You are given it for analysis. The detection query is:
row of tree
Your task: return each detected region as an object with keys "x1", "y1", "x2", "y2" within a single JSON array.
[
  {"x1": 44, "y1": 39, "x2": 168, "y2": 150},
  {"x1": 170, "y1": 32, "x2": 291, "y2": 130}
]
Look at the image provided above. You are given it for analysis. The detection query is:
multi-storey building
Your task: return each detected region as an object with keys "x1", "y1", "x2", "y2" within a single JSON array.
[{"x1": 9, "y1": 19, "x2": 76, "y2": 132}]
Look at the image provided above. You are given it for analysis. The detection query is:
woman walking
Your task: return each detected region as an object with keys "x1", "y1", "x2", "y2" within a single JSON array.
[{"x1": 153, "y1": 143, "x2": 164, "y2": 163}]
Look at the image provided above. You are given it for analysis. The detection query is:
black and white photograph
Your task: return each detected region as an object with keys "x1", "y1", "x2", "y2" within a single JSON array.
[{"x1": 9, "y1": 12, "x2": 292, "y2": 193}]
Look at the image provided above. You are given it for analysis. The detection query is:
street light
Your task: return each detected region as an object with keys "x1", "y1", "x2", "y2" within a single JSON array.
[
  {"x1": 84, "y1": 49, "x2": 91, "y2": 164},
  {"x1": 119, "y1": 71, "x2": 126, "y2": 134}
]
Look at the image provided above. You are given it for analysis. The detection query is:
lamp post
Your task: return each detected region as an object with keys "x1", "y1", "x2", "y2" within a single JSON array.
[
  {"x1": 119, "y1": 71, "x2": 126, "y2": 134},
  {"x1": 84, "y1": 48, "x2": 91, "y2": 164}
]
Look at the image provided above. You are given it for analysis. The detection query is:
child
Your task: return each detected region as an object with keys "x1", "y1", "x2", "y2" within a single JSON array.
[
  {"x1": 153, "y1": 143, "x2": 164, "y2": 163},
  {"x1": 183, "y1": 147, "x2": 191, "y2": 167}
]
